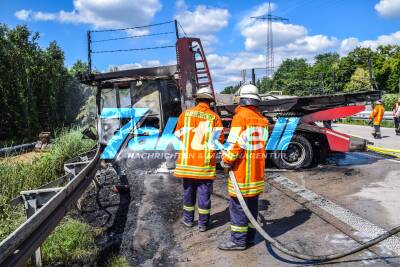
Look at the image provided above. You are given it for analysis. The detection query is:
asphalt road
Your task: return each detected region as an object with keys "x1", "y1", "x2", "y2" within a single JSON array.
[
  {"x1": 333, "y1": 123, "x2": 400, "y2": 150},
  {"x1": 80, "y1": 148, "x2": 400, "y2": 266}
]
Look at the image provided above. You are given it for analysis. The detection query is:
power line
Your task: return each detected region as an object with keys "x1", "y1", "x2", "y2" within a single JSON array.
[
  {"x1": 92, "y1": 31, "x2": 175, "y2": 43},
  {"x1": 90, "y1": 20, "x2": 174, "y2": 33},
  {"x1": 91, "y1": 45, "x2": 175, "y2": 54},
  {"x1": 177, "y1": 21, "x2": 187, "y2": 36},
  {"x1": 251, "y1": 1, "x2": 289, "y2": 81}
]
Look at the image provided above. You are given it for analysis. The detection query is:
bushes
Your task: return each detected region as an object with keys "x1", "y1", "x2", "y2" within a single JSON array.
[{"x1": 383, "y1": 94, "x2": 399, "y2": 111}]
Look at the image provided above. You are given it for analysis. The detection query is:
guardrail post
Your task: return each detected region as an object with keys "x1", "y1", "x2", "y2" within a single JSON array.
[{"x1": 21, "y1": 188, "x2": 62, "y2": 267}]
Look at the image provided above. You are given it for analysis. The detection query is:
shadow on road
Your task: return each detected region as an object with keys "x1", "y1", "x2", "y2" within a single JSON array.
[
  {"x1": 210, "y1": 207, "x2": 230, "y2": 228},
  {"x1": 257, "y1": 209, "x2": 313, "y2": 265},
  {"x1": 327, "y1": 152, "x2": 390, "y2": 166},
  {"x1": 96, "y1": 165, "x2": 131, "y2": 266}
]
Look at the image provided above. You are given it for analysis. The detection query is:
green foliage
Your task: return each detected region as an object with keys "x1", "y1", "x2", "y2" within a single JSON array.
[
  {"x1": 344, "y1": 68, "x2": 372, "y2": 92},
  {"x1": 273, "y1": 58, "x2": 314, "y2": 95},
  {"x1": 257, "y1": 77, "x2": 273, "y2": 93},
  {"x1": 220, "y1": 45, "x2": 400, "y2": 97},
  {"x1": 0, "y1": 128, "x2": 95, "y2": 243},
  {"x1": 0, "y1": 24, "x2": 89, "y2": 143},
  {"x1": 339, "y1": 118, "x2": 394, "y2": 128},
  {"x1": 42, "y1": 217, "x2": 100, "y2": 265},
  {"x1": 221, "y1": 84, "x2": 240, "y2": 94},
  {"x1": 107, "y1": 256, "x2": 131, "y2": 267},
  {"x1": 0, "y1": 196, "x2": 25, "y2": 241},
  {"x1": 0, "y1": 128, "x2": 95, "y2": 202},
  {"x1": 76, "y1": 94, "x2": 97, "y2": 125},
  {"x1": 382, "y1": 94, "x2": 399, "y2": 111}
]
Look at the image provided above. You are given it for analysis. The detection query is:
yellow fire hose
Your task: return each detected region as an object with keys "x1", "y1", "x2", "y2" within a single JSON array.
[
  {"x1": 229, "y1": 170, "x2": 400, "y2": 262},
  {"x1": 367, "y1": 145, "x2": 400, "y2": 159}
]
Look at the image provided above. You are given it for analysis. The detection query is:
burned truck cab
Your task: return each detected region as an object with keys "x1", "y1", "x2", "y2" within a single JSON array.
[
  {"x1": 81, "y1": 65, "x2": 184, "y2": 153},
  {"x1": 80, "y1": 37, "x2": 214, "y2": 160}
]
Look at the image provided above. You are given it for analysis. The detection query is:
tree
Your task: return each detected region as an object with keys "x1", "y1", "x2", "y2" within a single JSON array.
[
  {"x1": 273, "y1": 58, "x2": 312, "y2": 96},
  {"x1": 310, "y1": 53, "x2": 340, "y2": 94},
  {"x1": 344, "y1": 68, "x2": 372, "y2": 92},
  {"x1": 0, "y1": 24, "x2": 89, "y2": 142},
  {"x1": 257, "y1": 77, "x2": 273, "y2": 93},
  {"x1": 221, "y1": 84, "x2": 240, "y2": 94}
]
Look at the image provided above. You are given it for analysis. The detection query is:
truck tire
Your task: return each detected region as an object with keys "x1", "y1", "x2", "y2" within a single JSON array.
[{"x1": 272, "y1": 134, "x2": 313, "y2": 170}]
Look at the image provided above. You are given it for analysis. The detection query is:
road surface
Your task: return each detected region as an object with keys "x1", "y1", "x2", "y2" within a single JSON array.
[
  {"x1": 334, "y1": 123, "x2": 400, "y2": 150},
  {"x1": 78, "y1": 147, "x2": 400, "y2": 266}
]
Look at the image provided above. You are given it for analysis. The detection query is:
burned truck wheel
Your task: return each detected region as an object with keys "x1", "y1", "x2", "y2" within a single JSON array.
[{"x1": 272, "y1": 134, "x2": 313, "y2": 170}]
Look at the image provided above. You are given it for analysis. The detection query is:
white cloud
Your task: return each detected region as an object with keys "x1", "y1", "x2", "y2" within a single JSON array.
[
  {"x1": 175, "y1": 0, "x2": 187, "y2": 13},
  {"x1": 375, "y1": 0, "x2": 400, "y2": 18},
  {"x1": 210, "y1": 1, "x2": 400, "y2": 90},
  {"x1": 207, "y1": 52, "x2": 267, "y2": 90},
  {"x1": 15, "y1": 9, "x2": 31, "y2": 20},
  {"x1": 238, "y1": 2, "x2": 276, "y2": 29},
  {"x1": 340, "y1": 31, "x2": 400, "y2": 54},
  {"x1": 174, "y1": 2, "x2": 229, "y2": 45},
  {"x1": 107, "y1": 59, "x2": 161, "y2": 71},
  {"x1": 14, "y1": 0, "x2": 162, "y2": 29},
  {"x1": 339, "y1": 37, "x2": 360, "y2": 54},
  {"x1": 242, "y1": 21, "x2": 307, "y2": 50},
  {"x1": 237, "y1": 2, "x2": 337, "y2": 67}
]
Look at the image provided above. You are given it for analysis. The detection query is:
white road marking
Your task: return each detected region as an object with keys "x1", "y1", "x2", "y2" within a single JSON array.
[{"x1": 270, "y1": 174, "x2": 400, "y2": 255}]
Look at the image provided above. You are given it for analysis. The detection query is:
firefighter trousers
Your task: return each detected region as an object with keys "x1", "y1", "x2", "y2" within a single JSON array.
[
  {"x1": 229, "y1": 196, "x2": 259, "y2": 246},
  {"x1": 183, "y1": 178, "x2": 213, "y2": 227}
]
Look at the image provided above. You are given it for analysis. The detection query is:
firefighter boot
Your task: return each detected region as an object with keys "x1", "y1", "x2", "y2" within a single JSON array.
[
  {"x1": 182, "y1": 220, "x2": 194, "y2": 228},
  {"x1": 199, "y1": 223, "x2": 211, "y2": 232},
  {"x1": 218, "y1": 241, "x2": 246, "y2": 251}
]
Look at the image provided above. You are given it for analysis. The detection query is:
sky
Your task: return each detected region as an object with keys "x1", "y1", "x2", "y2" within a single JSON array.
[{"x1": 1, "y1": 0, "x2": 400, "y2": 90}]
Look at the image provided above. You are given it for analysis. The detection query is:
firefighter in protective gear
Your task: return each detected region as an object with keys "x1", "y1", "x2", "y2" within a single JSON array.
[
  {"x1": 392, "y1": 97, "x2": 400, "y2": 135},
  {"x1": 369, "y1": 100, "x2": 385, "y2": 139},
  {"x1": 174, "y1": 87, "x2": 224, "y2": 231},
  {"x1": 218, "y1": 84, "x2": 269, "y2": 250}
]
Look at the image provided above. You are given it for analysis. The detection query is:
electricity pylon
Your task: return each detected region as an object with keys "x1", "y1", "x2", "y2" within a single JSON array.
[{"x1": 251, "y1": 1, "x2": 288, "y2": 78}]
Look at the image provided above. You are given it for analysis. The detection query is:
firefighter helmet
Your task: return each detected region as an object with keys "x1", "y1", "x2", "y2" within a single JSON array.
[
  {"x1": 238, "y1": 84, "x2": 261, "y2": 101},
  {"x1": 195, "y1": 87, "x2": 214, "y2": 101}
]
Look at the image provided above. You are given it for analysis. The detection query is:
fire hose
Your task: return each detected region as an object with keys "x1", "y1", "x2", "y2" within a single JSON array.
[
  {"x1": 229, "y1": 170, "x2": 400, "y2": 262},
  {"x1": 367, "y1": 145, "x2": 400, "y2": 159}
]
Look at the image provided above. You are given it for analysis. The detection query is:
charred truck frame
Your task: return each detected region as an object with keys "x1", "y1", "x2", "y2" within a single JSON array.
[{"x1": 80, "y1": 21, "x2": 381, "y2": 170}]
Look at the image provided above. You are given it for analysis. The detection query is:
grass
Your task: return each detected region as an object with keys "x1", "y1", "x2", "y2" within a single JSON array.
[
  {"x1": 41, "y1": 217, "x2": 101, "y2": 266},
  {"x1": 0, "y1": 127, "x2": 95, "y2": 243},
  {"x1": 0, "y1": 128, "x2": 96, "y2": 201},
  {"x1": 0, "y1": 195, "x2": 25, "y2": 241},
  {"x1": 107, "y1": 256, "x2": 131, "y2": 267},
  {"x1": 338, "y1": 118, "x2": 395, "y2": 128}
]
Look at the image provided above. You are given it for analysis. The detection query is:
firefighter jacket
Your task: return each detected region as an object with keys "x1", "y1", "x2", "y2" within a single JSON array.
[
  {"x1": 222, "y1": 106, "x2": 269, "y2": 197},
  {"x1": 174, "y1": 102, "x2": 224, "y2": 179},
  {"x1": 369, "y1": 104, "x2": 385, "y2": 125},
  {"x1": 393, "y1": 103, "x2": 400, "y2": 118}
]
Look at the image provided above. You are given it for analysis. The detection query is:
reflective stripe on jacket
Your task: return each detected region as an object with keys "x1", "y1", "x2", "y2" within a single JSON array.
[
  {"x1": 222, "y1": 106, "x2": 269, "y2": 197},
  {"x1": 369, "y1": 104, "x2": 385, "y2": 125},
  {"x1": 174, "y1": 102, "x2": 224, "y2": 179}
]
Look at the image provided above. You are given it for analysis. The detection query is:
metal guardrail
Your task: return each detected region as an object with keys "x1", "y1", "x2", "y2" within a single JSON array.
[
  {"x1": 350, "y1": 111, "x2": 393, "y2": 120},
  {"x1": 0, "y1": 148, "x2": 100, "y2": 267},
  {"x1": 0, "y1": 142, "x2": 36, "y2": 157}
]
